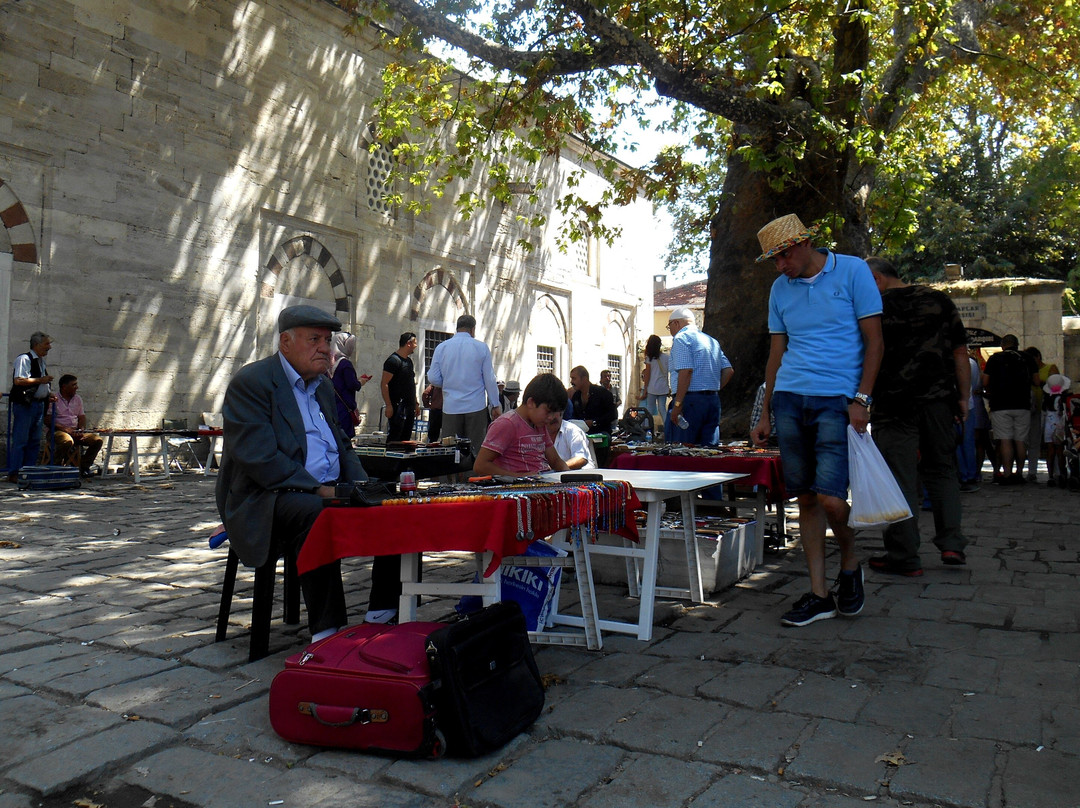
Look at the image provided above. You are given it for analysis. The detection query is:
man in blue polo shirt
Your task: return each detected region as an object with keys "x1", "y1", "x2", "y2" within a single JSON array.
[
  {"x1": 665, "y1": 307, "x2": 734, "y2": 445},
  {"x1": 751, "y1": 214, "x2": 883, "y2": 627}
]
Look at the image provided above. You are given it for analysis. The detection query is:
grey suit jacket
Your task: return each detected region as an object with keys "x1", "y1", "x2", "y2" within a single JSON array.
[{"x1": 215, "y1": 353, "x2": 366, "y2": 567}]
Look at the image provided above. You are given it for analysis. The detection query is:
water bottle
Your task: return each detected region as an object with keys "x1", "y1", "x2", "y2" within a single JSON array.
[
  {"x1": 676, "y1": 414, "x2": 690, "y2": 429},
  {"x1": 645, "y1": 430, "x2": 653, "y2": 443},
  {"x1": 398, "y1": 469, "x2": 417, "y2": 494}
]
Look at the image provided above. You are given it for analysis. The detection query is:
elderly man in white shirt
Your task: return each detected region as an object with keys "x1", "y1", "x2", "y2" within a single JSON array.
[
  {"x1": 427, "y1": 314, "x2": 501, "y2": 465},
  {"x1": 547, "y1": 410, "x2": 596, "y2": 470}
]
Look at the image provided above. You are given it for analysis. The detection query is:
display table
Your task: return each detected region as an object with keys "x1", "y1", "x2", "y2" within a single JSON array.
[
  {"x1": 612, "y1": 448, "x2": 787, "y2": 559},
  {"x1": 98, "y1": 427, "x2": 222, "y2": 482},
  {"x1": 541, "y1": 468, "x2": 745, "y2": 641},
  {"x1": 299, "y1": 483, "x2": 641, "y2": 649},
  {"x1": 353, "y1": 448, "x2": 466, "y2": 481}
]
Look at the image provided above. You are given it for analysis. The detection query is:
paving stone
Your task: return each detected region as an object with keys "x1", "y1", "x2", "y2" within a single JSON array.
[
  {"x1": 576, "y1": 752, "x2": 719, "y2": 808},
  {"x1": 888, "y1": 736, "x2": 999, "y2": 807},
  {"x1": 996, "y1": 657, "x2": 1080, "y2": 704},
  {"x1": 785, "y1": 718, "x2": 904, "y2": 793},
  {"x1": 920, "y1": 650, "x2": 1001, "y2": 691},
  {"x1": 1011, "y1": 604, "x2": 1079, "y2": 632},
  {"x1": 468, "y1": 737, "x2": 624, "y2": 808},
  {"x1": 7, "y1": 719, "x2": 177, "y2": 795},
  {"x1": 543, "y1": 684, "x2": 651, "y2": 739},
  {"x1": 973, "y1": 627, "x2": 1046, "y2": 657},
  {"x1": 1002, "y1": 747, "x2": 1080, "y2": 808},
  {"x1": 607, "y1": 692, "x2": 729, "y2": 757},
  {"x1": 1044, "y1": 704, "x2": 1080, "y2": 755},
  {"x1": 86, "y1": 665, "x2": 257, "y2": 725},
  {"x1": 856, "y1": 682, "x2": 957, "y2": 735},
  {"x1": 694, "y1": 772, "x2": 807, "y2": 808},
  {"x1": 0, "y1": 693, "x2": 121, "y2": 767},
  {"x1": 184, "y1": 698, "x2": 312, "y2": 766},
  {"x1": 951, "y1": 692, "x2": 1044, "y2": 745},
  {"x1": 382, "y1": 734, "x2": 531, "y2": 798},
  {"x1": 845, "y1": 644, "x2": 928, "y2": 685},
  {"x1": 695, "y1": 705, "x2": 810, "y2": 772},
  {"x1": 634, "y1": 656, "x2": 725, "y2": 697},
  {"x1": 774, "y1": 672, "x2": 872, "y2": 722},
  {"x1": 566, "y1": 648, "x2": 665, "y2": 687},
  {"x1": 697, "y1": 660, "x2": 801, "y2": 709},
  {"x1": 765, "y1": 639, "x2": 864, "y2": 677},
  {"x1": 8, "y1": 647, "x2": 178, "y2": 697}
]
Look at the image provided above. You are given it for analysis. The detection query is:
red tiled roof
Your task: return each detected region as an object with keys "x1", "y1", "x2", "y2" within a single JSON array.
[{"x1": 654, "y1": 279, "x2": 707, "y2": 307}]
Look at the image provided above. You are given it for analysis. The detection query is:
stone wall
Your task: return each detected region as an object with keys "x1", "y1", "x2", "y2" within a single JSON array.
[
  {"x1": 0, "y1": 0, "x2": 660, "y2": 449},
  {"x1": 934, "y1": 277, "x2": 1067, "y2": 365}
]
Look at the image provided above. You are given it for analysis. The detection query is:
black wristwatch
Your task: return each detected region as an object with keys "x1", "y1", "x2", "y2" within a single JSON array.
[{"x1": 853, "y1": 392, "x2": 873, "y2": 408}]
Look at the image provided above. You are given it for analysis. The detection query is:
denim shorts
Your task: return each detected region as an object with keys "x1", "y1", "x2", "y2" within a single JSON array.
[{"x1": 772, "y1": 391, "x2": 850, "y2": 499}]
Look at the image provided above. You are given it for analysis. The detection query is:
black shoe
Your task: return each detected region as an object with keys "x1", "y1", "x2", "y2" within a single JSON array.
[
  {"x1": 781, "y1": 592, "x2": 838, "y2": 627},
  {"x1": 834, "y1": 565, "x2": 865, "y2": 616},
  {"x1": 868, "y1": 555, "x2": 925, "y2": 577},
  {"x1": 941, "y1": 550, "x2": 966, "y2": 565}
]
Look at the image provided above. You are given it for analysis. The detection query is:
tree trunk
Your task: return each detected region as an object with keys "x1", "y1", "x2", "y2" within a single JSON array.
[{"x1": 704, "y1": 137, "x2": 869, "y2": 438}]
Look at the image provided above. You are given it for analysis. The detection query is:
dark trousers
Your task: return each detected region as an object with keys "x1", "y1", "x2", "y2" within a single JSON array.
[
  {"x1": 872, "y1": 400, "x2": 967, "y2": 567},
  {"x1": 273, "y1": 492, "x2": 405, "y2": 631},
  {"x1": 7, "y1": 399, "x2": 45, "y2": 474},
  {"x1": 273, "y1": 492, "x2": 346, "y2": 634},
  {"x1": 387, "y1": 401, "x2": 415, "y2": 442}
]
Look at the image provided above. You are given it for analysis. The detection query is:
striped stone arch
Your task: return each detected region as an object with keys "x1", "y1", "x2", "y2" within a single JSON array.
[
  {"x1": 535, "y1": 293, "x2": 568, "y2": 339},
  {"x1": 264, "y1": 235, "x2": 348, "y2": 319},
  {"x1": 0, "y1": 178, "x2": 38, "y2": 265},
  {"x1": 410, "y1": 267, "x2": 468, "y2": 321}
]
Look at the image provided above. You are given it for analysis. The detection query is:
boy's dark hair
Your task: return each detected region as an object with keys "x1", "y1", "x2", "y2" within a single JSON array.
[
  {"x1": 59, "y1": 374, "x2": 77, "y2": 388},
  {"x1": 521, "y1": 373, "x2": 568, "y2": 411},
  {"x1": 866, "y1": 256, "x2": 899, "y2": 278},
  {"x1": 398, "y1": 332, "x2": 416, "y2": 347}
]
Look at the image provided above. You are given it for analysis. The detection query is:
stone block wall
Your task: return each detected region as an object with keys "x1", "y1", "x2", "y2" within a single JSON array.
[{"x1": 0, "y1": 0, "x2": 660, "y2": 447}]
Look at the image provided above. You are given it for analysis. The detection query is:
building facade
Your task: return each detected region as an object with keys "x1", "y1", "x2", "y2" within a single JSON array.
[{"x1": 0, "y1": 0, "x2": 658, "y2": 448}]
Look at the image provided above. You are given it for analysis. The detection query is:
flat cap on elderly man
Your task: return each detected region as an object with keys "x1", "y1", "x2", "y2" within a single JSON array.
[{"x1": 278, "y1": 305, "x2": 342, "y2": 333}]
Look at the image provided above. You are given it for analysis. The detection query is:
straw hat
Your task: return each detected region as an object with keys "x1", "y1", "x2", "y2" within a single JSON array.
[
  {"x1": 755, "y1": 214, "x2": 819, "y2": 263},
  {"x1": 1044, "y1": 373, "x2": 1072, "y2": 395}
]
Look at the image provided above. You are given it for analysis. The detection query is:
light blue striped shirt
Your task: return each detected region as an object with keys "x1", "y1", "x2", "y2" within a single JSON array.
[
  {"x1": 279, "y1": 353, "x2": 340, "y2": 484},
  {"x1": 669, "y1": 326, "x2": 731, "y2": 391}
]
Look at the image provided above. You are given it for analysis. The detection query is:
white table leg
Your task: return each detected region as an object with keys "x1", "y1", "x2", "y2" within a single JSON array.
[
  {"x1": 634, "y1": 500, "x2": 663, "y2": 640},
  {"x1": 159, "y1": 436, "x2": 171, "y2": 479},
  {"x1": 681, "y1": 492, "x2": 705, "y2": 603}
]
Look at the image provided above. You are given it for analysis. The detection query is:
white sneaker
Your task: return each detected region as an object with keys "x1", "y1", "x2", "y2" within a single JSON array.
[{"x1": 365, "y1": 608, "x2": 398, "y2": 625}]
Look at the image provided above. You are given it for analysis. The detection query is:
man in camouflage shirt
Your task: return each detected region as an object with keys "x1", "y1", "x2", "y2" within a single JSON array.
[{"x1": 866, "y1": 258, "x2": 971, "y2": 575}]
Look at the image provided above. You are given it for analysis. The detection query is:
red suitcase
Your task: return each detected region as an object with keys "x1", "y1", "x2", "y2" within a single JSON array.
[{"x1": 269, "y1": 621, "x2": 447, "y2": 757}]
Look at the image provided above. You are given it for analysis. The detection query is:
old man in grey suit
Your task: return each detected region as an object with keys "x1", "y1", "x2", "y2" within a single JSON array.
[{"x1": 216, "y1": 305, "x2": 399, "y2": 641}]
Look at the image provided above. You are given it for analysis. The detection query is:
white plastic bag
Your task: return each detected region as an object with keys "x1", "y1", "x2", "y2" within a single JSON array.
[{"x1": 847, "y1": 425, "x2": 913, "y2": 528}]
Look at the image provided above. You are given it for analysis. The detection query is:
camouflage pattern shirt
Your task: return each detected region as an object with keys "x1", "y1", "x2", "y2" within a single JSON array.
[{"x1": 872, "y1": 285, "x2": 968, "y2": 416}]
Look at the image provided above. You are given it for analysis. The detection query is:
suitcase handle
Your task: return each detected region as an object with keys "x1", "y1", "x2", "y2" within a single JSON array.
[{"x1": 298, "y1": 702, "x2": 389, "y2": 727}]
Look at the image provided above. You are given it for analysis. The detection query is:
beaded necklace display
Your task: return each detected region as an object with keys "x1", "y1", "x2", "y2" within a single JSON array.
[{"x1": 379, "y1": 480, "x2": 633, "y2": 544}]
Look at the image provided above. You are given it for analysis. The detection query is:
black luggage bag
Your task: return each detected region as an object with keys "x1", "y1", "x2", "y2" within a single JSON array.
[{"x1": 425, "y1": 600, "x2": 545, "y2": 757}]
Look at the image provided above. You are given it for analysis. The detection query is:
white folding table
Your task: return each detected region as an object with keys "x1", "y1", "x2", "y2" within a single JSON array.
[{"x1": 541, "y1": 468, "x2": 745, "y2": 641}]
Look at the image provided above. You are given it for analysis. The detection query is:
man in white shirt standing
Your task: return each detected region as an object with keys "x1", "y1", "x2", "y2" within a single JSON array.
[{"x1": 427, "y1": 314, "x2": 501, "y2": 466}]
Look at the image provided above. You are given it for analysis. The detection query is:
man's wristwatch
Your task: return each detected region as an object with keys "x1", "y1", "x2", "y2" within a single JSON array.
[{"x1": 853, "y1": 392, "x2": 873, "y2": 409}]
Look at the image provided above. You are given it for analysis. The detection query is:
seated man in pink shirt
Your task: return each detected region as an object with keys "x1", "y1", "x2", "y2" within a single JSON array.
[
  {"x1": 45, "y1": 374, "x2": 103, "y2": 477},
  {"x1": 474, "y1": 373, "x2": 570, "y2": 476}
]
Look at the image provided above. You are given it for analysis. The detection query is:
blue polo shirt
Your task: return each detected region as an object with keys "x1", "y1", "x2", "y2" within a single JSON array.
[{"x1": 768, "y1": 250, "x2": 881, "y2": 397}]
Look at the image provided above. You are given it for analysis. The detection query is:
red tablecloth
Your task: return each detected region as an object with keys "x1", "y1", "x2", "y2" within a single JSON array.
[
  {"x1": 612, "y1": 451, "x2": 786, "y2": 503},
  {"x1": 299, "y1": 488, "x2": 641, "y2": 577}
]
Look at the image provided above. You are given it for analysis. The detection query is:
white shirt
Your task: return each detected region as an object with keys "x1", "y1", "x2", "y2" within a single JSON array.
[
  {"x1": 554, "y1": 419, "x2": 596, "y2": 469},
  {"x1": 427, "y1": 331, "x2": 500, "y2": 415}
]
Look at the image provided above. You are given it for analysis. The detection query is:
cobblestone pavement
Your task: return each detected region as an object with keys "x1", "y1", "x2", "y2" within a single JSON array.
[{"x1": 0, "y1": 472, "x2": 1077, "y2": 808}]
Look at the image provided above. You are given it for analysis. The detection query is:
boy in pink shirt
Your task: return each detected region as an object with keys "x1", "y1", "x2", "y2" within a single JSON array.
[{"x1": 475, "y1": 374, "x2": 570, "y2": 476}]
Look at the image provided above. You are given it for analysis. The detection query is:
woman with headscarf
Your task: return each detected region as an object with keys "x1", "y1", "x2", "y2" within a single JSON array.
[{"x1": 328, "y1": 332, "x2": 370, "y2": 438}]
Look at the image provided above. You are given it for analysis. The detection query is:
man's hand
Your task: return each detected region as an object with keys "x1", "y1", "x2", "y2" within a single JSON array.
[
  {"x1": 849, "y1": 402, "x2": 870, "y2": 433},
  {"x1": 384, "y1": 405, "x2": 394, "y2": 420},
  {"x1": 751, "y1": 413, "x2": 771, "y2": 447},
  {"x1": 360, "y1": 374, "x2": 372, "y2": 383}
]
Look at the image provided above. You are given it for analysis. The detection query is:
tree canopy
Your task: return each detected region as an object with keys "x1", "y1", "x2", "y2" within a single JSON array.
[{"x1": 336, "y1": 0, "x2": 1080, "y2": 424}]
